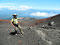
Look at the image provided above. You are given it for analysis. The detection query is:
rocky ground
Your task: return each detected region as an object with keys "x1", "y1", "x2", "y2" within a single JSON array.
[{"x1": 0, "y1": 14, "x2": 60, "y2": 45}]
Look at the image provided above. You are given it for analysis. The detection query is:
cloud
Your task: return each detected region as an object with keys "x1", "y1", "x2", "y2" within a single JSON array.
[
  {"x1": 30, "y1": 12, "x2": 56, "y2": 17},
  {"x1": 19, "y1": 6, "x2": 32, "y2": 10},
  {"x1": 8, "y1": 6, "x2": 18, "y2": 10},
  {"x1": 30, "y1": 12, "x2": 48, "y2": 17},
  {"x1": 9, "y1": 6, "x2": 32, "y2": 10},
  {"x1": 0, "y1": 5, "x2": 32, "y2": 11},
  {"x1": 0, "y1": 6, "x2": 17, "y2": 10},
  {"x1": 54, "y1": 8, "x2": 60, "y2": 10}
]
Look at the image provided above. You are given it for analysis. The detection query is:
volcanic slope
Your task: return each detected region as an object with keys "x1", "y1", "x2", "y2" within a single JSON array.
[{"x1": 0, "y1": 14, "x2": 60, "y2": 45}]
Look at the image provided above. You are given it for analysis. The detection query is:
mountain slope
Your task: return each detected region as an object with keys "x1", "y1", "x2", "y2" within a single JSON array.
[{"x1": 0, "y1": 14, "x2": 60, "y2": 45}]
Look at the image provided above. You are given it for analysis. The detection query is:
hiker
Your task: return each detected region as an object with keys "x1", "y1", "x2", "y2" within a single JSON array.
[{"x1": 11, "y1": 14, "x2": 24, "y2": 35}]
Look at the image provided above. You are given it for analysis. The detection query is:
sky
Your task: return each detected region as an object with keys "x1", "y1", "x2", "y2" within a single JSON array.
[
  {"x1": 0, "y1": 0, "x2": 60, "y2": 19},
  {"x1": 0, "y1": 0, "x2": 60, "y2": 10}
]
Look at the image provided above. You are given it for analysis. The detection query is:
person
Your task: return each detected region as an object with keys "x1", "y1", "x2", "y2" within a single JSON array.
[{"x1": 11, "y1": 14, "x2": 24, "y2": 35}]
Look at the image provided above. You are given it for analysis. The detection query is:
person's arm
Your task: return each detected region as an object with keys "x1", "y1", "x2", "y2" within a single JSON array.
[
  {"x1": 11, "y1": 19, "x2": 15, "y2": 27},
  {"x1": 18, "y1": 17, "x2": 24, "y2": 20},
  {"x1": 11, "y1": 22, "x2": 15, "y2": 27}
]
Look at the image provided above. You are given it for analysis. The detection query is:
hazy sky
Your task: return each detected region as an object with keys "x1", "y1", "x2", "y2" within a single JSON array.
[
  {"x1": 0, "y1": 0, "x2": 60, "y2": 10},
  {"x1": 0, "y1": 0, "x2": 60, "y2": 19}
]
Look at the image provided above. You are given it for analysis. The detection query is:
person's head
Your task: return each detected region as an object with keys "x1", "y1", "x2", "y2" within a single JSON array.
[{"x1": 13, "y1": 14, "x2": 17, "y2": 18}]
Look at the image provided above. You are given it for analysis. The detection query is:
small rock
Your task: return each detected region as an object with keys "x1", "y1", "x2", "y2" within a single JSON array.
[
  {"x1": 29, "y1": 27, "x2": 32, "y2": 29},
  {"x1": 8, "y1": 37, "x2": 11, "y2": 39}
]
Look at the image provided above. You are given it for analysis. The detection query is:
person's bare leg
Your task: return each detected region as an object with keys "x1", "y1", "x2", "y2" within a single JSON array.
[{"x1": 18, "y1": 25, "x2": 24, "y2": 35}]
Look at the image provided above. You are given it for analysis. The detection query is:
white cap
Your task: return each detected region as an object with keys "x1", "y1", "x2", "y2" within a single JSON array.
[{"x1": 13, "y1": 14, "x2": 17, "y2": 16}]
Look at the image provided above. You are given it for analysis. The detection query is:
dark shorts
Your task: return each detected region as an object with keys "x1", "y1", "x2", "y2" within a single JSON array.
[
  {"x1": 13, "y1": 24, "x2": 18, "y2": 27},
  {"x1": 12, "y1": 22, "x2": 18, "y2": 27}
]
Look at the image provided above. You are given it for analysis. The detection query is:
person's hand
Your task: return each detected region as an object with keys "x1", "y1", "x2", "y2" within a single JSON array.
[
  {"x1": 18, "y1": 17, "x2": 24, "y2": 20},
  {"x1": 11, "y1": 22, "x2": 15, "y2": 27},
  {"x1": 12, "y1": 24, "x2": 15, "y2": 27}
]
